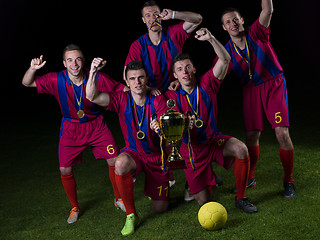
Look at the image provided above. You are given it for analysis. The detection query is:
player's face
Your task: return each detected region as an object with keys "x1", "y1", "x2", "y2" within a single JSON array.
[
  {"x1": 222, "y1": 12, "x2": 245, "y2": 37},
  {"x1": 142, "y1": 6, "x2": 162, "y2": 32},
  {"x1": 173, "y1": 59, "x2": 196, "y2": 88},
  {"x1": 63, "y1": 50, "x2": 85, "y2": 78},
  {"x1": 126, "y1": 69, "x2": 148, "y2": 95}
]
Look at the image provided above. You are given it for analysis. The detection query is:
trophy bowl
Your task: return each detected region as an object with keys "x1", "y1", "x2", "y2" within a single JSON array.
[{"x1": 159, "y1": 99, "x2": 187, "y2": 170}]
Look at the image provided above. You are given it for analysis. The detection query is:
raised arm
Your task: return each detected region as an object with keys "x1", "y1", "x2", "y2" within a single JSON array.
[
  {"x1": 259, "y1": 0, "x2": 273, "y2": 28},
  {"x1": 195, "y1": 28, "x2": 231, "y2": 81},
  {"x1": 159, "y1": 9, "x2": 202, "y2": 33},
  {"x1": 86, "y1": 58, "x2": 110, "y2": 107},
  {"x1": 22, "y1": 55, "x2": 47, "y2": 87}
]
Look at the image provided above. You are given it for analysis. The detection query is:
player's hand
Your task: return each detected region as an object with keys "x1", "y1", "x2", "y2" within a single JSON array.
[
  {"x1": 195, "y1": 28, "x2": 214, "y2": 41},
  {"x1": 159, "y1": 9, "x2": 173, "y2": 20},
  {"x1": 149, "y1": 87, "x2": 162, "y2": 96},
  {"x1": 90, "y1": 57, "x2": 107, "y2": 73},
  {"x1": 30, "y1": 55, "x2": 46, "y2": 71},
  {"x1": 188, "y1": 115, "x2": 196, "y2": 129},
  {"x1": 150, "y1": 118, "x2": 161, "y2": 134},
  {"x1": 168, "y1": 80, "x2": 180, "y2": 91}
]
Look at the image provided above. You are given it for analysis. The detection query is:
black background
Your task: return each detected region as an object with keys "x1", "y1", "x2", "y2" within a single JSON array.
[{"x1": 0, "y1": 0, "x2": 318, "y2": 119}]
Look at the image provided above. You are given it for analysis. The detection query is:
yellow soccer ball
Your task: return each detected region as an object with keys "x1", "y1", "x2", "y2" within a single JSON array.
[{"x1": 198, "y1": 202, "x2": 227, "y2": 231}]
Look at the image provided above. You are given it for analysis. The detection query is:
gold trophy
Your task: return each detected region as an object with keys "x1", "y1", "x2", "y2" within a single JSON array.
[{"x1": 154, "y1": 99, "x2": 187, "y2": 170}]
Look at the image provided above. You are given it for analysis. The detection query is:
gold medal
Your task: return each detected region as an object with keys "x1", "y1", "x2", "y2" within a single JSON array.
[
  {"x1": 77, "y1": 110, "x2": 85, "y2": 118},
  {"x1": 195, "y1": 119, "x2": 203, "y2": 128},
  {"x1": 137, "y1": 130, "x2": 146, "y2": 140}
]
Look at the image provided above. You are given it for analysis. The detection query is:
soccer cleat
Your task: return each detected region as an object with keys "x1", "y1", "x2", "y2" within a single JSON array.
[
  {"x1": 184, "y1": 189, "x2": 195, "y2": 202},
  {"x1": 283, "y1": 182, "x2": 296, "y2": 198},
  {"x1": 67, "y1": 207, "x2": 80, "y2": 224},
  {"x1": 121, "y1": 213, "x2": 140, "y2": 236},
  {"x1": 114, "y1": 198, "x2": 126, "y2": 212},
  {"x1": 169, "y1": 180, "x2": 176, "y2": 189},
  {"x1": 235, "y1": 197, "x2": 258, "y2": 214},
  {"x1": 246, "y1": 178, "x2": 257, "y2": 188},
  {"x1": 233, "y1": 178, "x2": 256, "y2": 193}
]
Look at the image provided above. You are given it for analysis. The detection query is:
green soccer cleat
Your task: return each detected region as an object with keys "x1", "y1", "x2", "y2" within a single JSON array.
[{"x1": 121, "y1": 213, "x2": 140, "y2": 236}]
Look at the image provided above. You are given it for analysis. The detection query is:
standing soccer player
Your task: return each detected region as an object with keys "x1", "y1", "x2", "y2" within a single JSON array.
[
  {"x1": 87, "y1": 60, "x2": 170, "y2": 236},
  {"x1": 166, "y1": 28, "x2": 257, "y2": 214},
  {"x1": 220, "y1": 0, "x2": 296, "y2": 198},
  {"x1": 125, "y1": 0, "x2": 202, "y2": 196},
  {"x1": 22, "y1": 44, "x2": 127, "y2": 224},
  {"x1": 124, "y1": 0, "x2": 202, "y2": 93}
]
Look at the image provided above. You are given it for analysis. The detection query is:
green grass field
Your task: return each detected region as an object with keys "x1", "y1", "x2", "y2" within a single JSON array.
[{"x1": 1, "y1": 94, "x2": 319, "y2": 240}]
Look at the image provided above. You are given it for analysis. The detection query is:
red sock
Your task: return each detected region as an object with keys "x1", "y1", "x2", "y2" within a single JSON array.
[
  {"x1": 280, "y1": 148, "x2": 294, "y2": 183},
  {"x1": 61, "y1": 173, "x2": 79, "y2": 208},
  {"x1": 234, "y1": 157, "x2": 250, "y2": 200},
  {"x1": 247, "y1": 145, "x2": 259, "y2": 180},
  {"x1": 108, "y1": 165, "x2": 121, "y2": 200},
  {"x1": 115, "y1": 172, "x2": 136, "y2": 215}
]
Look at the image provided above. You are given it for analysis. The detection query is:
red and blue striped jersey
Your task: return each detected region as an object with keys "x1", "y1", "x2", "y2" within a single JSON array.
[
  {"x1": 165, "y1": 69, "x2": 222, "y2": 145},
  {"x1": 224, "y1": 18, "x2": 283, "y2": 88},
  {"x1": 107, "y1": 91, "x2": 168, "y2": 154},
  {"x1": 35, "y1": 69, "x2": 125, "y2": 123},
  {"x1": 125, "y1": 22, "x2": 190, "y2": 93}
]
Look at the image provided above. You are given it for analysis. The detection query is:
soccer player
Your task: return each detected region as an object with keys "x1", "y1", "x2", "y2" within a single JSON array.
[
  {"x1": 166, "y1": 28, "x2": 258, "y2": 214},
  {"x1": 86, "y1": 60, "x2": 170, "y2": 236},
  {"x1": 22, "y1": 44, "x2": 127, "y2": 224},
  {"x1": 220, "y1": 0, "x2": 296, "y2": 198},
  {"x1": 124, "y1": 0, "x2": 202, "y2": 93}
]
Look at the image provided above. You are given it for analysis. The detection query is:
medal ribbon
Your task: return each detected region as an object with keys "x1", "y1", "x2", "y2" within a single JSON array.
[
  {"x1": 70, "y1": 81, "x2": 83, "y2": 110},
  {"x1": 160, "y1": 135, "x2": 166, "y2": 171},
  {"x1": 185, "y1": 85, "x2": 200, "y2": 117},
  {"x1": 187, "y1": 128, "x2": 195, "y2": 170},
  {"x1": 133, "y1": 99, "x2": 146, "y2": 131},
  {"x1": 232, "y1": 37, "x2": 252, "y2": 79},
  {"x1": 148, "y1": 19, "x2": 162, "y2": 31}
]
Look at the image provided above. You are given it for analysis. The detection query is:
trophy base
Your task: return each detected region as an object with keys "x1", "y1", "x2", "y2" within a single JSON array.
[{"x1": 166, "y1": 159, "x2": 186, "y2": 170}]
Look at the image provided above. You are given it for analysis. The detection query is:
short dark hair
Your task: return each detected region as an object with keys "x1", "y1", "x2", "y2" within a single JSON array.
[
  {"x1": 221, "y1": 7, "x2": 242, "y2": 24},
  {"x1": 125, "y1": 60, "x2": 147, "y2": 80},
  {"x1": 141, "y1": 0, "x2": 160, "y2": 16},
  {"x1": 172, "y1": 53, "x2": 195, "y2": 72},
  {"x1": 62, "y1": 44, "x2": 83, "y2": 60}
]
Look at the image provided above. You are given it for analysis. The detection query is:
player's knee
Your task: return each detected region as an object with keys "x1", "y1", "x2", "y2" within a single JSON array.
[
  {"x1": 114, "y1": 154, "x2": 132, "y2": 175},
  {"x1": 152, "y1": 200, "x2": 169, "y2": 213},
  {"x1": 59, "y1": 167, "x2": 72, "y2": 175},
  {"x1": 275, "y1": 127, "x2": 290, "y2": 144},
  {"x1": 234, "y1": 141, "x2": 249, "y2": 159}
]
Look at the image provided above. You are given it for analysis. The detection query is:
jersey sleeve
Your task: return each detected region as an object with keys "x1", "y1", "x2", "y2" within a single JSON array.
[
  {"x1": 34, "y1": 72, "x2": 57, "y2": 95},
  {"x1": 154, "y1": 95, "x2": 169, "y2": 117},
  {"x1": 199, "y1": 68, "x2": 222, "y2": 94},
  {"x1": 97, "y1": 72, "x2": 125, "y2": 92},
  {"x1": 105, "y1": 91, "x2": 123, "y2": 114},
  {"x1": 168, "y1": 22, "x2": 191, "y2": 48},
  {"x1": 125, "y1": 40, "x2": 143, "y2": 66},
  {"x1": 248, "y1": 18, "x2": 271, "y2": 43}
]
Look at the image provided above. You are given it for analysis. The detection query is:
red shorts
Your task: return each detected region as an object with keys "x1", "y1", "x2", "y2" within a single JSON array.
[
  {"x1": 122, "y1": 149, "x2": 170, "y2": 200},
  {"x1": 59, "y1": 115, "x2": 117, "y2": 167},
  {"x1": 180, "y1": 134, "x2": 234, "y2": 195},
  {"x1": 243, "y1": 74, "x2": 290, "y2": 131}
]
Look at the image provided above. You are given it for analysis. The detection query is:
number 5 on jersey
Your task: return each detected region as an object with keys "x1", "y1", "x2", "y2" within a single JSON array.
[{"x1": 275, "y1": 112, "x2": 282, "y2": 124}]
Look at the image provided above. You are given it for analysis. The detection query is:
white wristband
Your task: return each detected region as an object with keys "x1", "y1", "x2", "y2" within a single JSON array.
[{"x1": 172, "y1": 11, "x2": 175, "y2": 19}]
